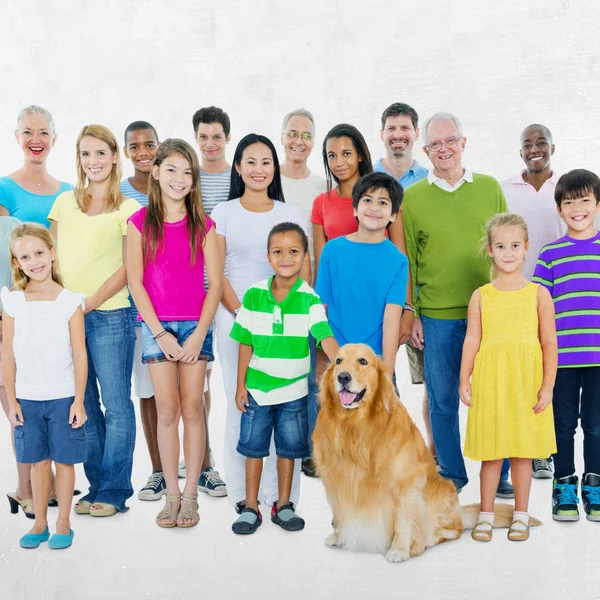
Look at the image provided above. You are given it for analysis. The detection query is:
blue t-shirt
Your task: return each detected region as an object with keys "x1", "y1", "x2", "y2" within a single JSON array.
[
  {"x1": 120, "y1": 180, "x2": 149, "y2": 327},
  {"x1": 315, "y1": 236, "x2": 408, "y2": 355},
  {"x1": 373, "y1": 158, "x2": 428, "y2": 190},
  {"x1": 0, "y1": 177, "x2": 73, "y2": 228},
  {"x1": 120, "y1": 179, "x2": 149, "y2": 206}
]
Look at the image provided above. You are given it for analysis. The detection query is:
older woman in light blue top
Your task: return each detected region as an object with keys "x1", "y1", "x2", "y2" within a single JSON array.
[{"x1": 0, "y1": 106, "x2": 72, "y2": 228}]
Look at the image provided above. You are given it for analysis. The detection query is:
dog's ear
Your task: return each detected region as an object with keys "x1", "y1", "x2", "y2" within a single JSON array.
[
  {"x1": 376, "y1": 356, "x2": 393, "y2": 414},
  {"x1": 318, "y1": 361, "x2": 335, "y2": 408}
]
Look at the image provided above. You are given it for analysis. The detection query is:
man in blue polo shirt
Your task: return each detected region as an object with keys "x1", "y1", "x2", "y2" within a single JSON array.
[{"x1": 376, "y1": 102, "x2": 434, "y2": 458}]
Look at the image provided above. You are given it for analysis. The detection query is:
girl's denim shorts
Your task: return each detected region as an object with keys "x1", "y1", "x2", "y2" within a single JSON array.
[{"x1": 141, "y1": 321, "x2": 214, "y2": 364}]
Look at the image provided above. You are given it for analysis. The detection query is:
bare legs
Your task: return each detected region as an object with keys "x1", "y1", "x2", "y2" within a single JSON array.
[
  {"x1": 139, "y1": 395, "x2": 162, "y2": 472},
  {"x1": 150, "y1": 360, "x2": 207, "y2": 526},
  {"x1": 480, "y1": 457, "x2": 531, "y2": 513},
  {"x1": 245, "y1": 456, "x2": 294, "y2": 512}
]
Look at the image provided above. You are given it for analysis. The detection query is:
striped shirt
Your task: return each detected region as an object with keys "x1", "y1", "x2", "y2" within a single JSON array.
[
  {"x1": 120, "y1": 179, "x2": 149, "y2": 206},
  {"x1": 120, "y1": 180, "x2": 149, "y2": 327},
  {"x1": 200, "y1": 168, "x2": 231, "y2": 215},
  {"x1": 533, "y1": 232, "x2": 600, "y2": 367},
  {"x1": 230, "y1": 277, "x2": 334, "y2": 405}
]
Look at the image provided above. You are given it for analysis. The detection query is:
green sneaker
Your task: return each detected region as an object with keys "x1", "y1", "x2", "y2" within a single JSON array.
[{"x1": 552, "y1": 475, "x2": 579, "y2": 521}]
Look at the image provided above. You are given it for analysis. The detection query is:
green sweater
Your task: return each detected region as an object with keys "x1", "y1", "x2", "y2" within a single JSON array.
[{"x1": 402, "y1": 174, "x2": 508, "y2": 319}]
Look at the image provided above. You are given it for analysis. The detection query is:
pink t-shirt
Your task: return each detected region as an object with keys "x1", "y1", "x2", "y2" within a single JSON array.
[
  {"x1": 129, "y1": 207, "x2": 215, "y2": 321},
  {"x1": 310, "y1": 188, "x2": 358, "y2": 240}
]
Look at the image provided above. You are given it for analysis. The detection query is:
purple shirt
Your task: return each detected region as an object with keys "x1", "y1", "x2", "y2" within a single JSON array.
[{"x1": 533, "y1": 232, "x2": 600, "y2": 367}]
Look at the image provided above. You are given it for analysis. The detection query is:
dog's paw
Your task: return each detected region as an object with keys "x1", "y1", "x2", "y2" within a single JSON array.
[
  {"x1": 325, "y1": 532, "x2": 344, "y2": 548},
  {"x1": 385, "y1": 547, "x2": 411, "y2": 563}
]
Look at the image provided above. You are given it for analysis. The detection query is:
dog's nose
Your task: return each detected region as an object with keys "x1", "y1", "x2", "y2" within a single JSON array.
[{"x1": 337, "y1": 372, "x2": 352, "y2": 386}]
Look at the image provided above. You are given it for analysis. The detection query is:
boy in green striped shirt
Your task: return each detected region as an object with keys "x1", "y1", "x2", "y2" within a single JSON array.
[{"x1": 230, "y1": 222, "x2": 339, "y2": 534}]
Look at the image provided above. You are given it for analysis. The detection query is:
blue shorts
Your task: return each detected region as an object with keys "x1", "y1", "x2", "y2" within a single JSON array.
[
  {"x1": 141, "y1": 321, "x2": 215, "y2": 364},
  {"x1": 14, "y1": 397, "x2": 87, "y2": 465},
  {"x1": 237, "y1": 393, "x2": 310, "y2": 460}
]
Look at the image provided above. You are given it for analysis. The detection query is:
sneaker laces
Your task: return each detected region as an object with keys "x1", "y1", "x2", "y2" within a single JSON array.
[
  {"x1": 583, "y1": 485, "x2": 600, "y2": 504},
  {"x1": 145, "y1": 472, "x2": 164, "y2": 490},
  {"x1": 533, "y1": 458, "x2": 550, "y2": 470},
  {"x1": 557, "y1": 483, "x2": 579, "y2": 505},
  {"x1": 204, "y1": 469, "x2": 225, "y2": 486}
]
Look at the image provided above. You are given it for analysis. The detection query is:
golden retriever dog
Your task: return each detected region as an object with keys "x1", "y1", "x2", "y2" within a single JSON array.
[{"x1": 313, "y1": 344, "x2": 540, "y2": 562}]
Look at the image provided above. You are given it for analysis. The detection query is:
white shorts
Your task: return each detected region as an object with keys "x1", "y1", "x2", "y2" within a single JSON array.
[{"x1": 133, "y1": 327, "x2": 155, "y2": 399}]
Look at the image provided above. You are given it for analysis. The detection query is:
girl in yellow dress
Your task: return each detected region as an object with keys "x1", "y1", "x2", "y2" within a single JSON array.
[{"x1": 459, "y1": 213, "x2": 557, "y2": 542}]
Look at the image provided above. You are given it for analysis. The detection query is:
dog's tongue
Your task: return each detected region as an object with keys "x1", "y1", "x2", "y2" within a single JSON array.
[{"x1": 339, "y1": 390, "x2": 357, "y2": 405}]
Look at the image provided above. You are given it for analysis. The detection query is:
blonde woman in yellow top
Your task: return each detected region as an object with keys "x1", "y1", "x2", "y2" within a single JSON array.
[{"x1": 49, "y1": 125, "x2": 141, "y2": 517}]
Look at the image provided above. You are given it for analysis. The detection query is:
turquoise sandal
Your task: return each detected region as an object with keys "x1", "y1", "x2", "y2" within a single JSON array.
[{"x1": 49, "y1": 529, "x2": 74, "y2": 549}]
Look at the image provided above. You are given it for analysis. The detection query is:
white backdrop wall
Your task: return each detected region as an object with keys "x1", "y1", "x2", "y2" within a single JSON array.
[{"x1": 1, "y1": 0, "x2": 599, "y2": 186}]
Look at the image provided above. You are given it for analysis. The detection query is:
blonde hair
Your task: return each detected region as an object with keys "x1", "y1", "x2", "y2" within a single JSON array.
[
  {"x1": 75, "y1": 124, "x2": 124, "y2": 213},
  {"x1": 10, "y1": 223, "x2": 63, "y2": 290},
  {"x1": 483, "y1": 213, "x2": 529, "y2": 278}
]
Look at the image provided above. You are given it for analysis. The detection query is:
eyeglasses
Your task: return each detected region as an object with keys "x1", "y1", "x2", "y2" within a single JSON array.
[
  {"x1": 286, "y1": 130, "x2": 313, "y2": 141},
  {"x1": 425, "y1": 137, "x2": 462, "y2": 152}
]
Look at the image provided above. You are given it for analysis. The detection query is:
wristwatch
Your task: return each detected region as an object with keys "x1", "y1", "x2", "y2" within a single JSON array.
[{"x1": 233, "y1": 308, "x2": 240, "y2": 317}]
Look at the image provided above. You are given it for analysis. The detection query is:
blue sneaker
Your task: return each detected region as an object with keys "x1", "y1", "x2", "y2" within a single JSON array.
[
  {"x1": 582, "y1": 473, "x2": 600, "y2": 522},
  {"x1": 552, "y1": 475, "x2": 579, "y2": 521},
  {"x1": 49, "y1": 529, "x2": 74, "y2": 550},
  {"x1": 496, "y1": 479, "x2": 515, "y2": 499},
  {"x1": 198, "y1": 467, "x2": 227, "y2": 497},
  {"x1": 138, "y1": 471, "x2": 166, "y2": 501},
  {"x1": 19, "y1": 527, "x2": 50, "y2": 549}
]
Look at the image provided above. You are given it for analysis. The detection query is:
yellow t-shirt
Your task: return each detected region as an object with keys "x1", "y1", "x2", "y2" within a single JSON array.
[{"x1": 48, "y1": 191, "x2": 141, "y2": 310}]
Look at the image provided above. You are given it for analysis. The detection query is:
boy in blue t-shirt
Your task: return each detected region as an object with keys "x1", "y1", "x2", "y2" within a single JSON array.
[{"x1": 316, "y1": 172, "x2": 408, "y2": 374}]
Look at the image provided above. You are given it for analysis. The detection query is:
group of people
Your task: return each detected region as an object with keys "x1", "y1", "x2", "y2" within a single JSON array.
[{"x1": 0, "y1": 100, "x2": 598, "y2": 550}]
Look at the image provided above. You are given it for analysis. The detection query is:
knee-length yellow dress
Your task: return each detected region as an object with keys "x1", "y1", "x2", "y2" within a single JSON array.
[{"x1": 463, "y1": 282, "x2": 556, "y2": 461}]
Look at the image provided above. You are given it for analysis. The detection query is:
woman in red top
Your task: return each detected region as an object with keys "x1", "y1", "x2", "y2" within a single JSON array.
[{"x1": 311, "y1": 124, "x2": 372, "y2": 280}]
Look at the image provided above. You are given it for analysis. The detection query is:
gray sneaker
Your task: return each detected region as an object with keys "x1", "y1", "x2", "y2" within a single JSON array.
[
  {"x1": 532, "y1": 458, "x2": 553, "y2": 479},
  {"x1": 178, "y1": 460, "x2": 186, "y2": 479}
]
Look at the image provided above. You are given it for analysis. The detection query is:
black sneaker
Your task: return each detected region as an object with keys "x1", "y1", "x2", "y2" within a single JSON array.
[
  {"x1": 532, "y1": 458, "x2": 553, "y2": 479},
  {"x1": 552, "y1": 475, "x2": 579, "y2": 521},
  {"x1": 496, "y1": 479, "x2": 515, "y2": 499},
  {"x1": 138, "y1": 471, "x2": 166, "y2": 501},
  {"x1": 582, "y1": 473, "x2": 600, "y2": 522},
  {"x1": 301, "y1": 458, "x2": 319, "y2": 478}
]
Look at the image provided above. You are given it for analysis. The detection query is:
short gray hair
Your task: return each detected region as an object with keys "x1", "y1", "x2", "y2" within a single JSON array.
[
  {"x1": 282, "y1": 108, "x2": 315, "y2": 134},
  {"x1": 422, "y1": 111, "x2": 463, "y2": 145},
  {"x1": 16, "y1": 105, "x2": 56, "y2": 134}
]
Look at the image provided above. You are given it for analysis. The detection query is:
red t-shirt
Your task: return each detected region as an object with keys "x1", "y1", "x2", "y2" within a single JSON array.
[{"x1": 310, "y1": 188, "x2": 357, "y2": 240}]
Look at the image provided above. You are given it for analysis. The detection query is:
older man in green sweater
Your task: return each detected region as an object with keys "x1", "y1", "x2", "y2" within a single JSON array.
[{"x1": 402, "y1": 112, "x2": 509, "y2": 494}]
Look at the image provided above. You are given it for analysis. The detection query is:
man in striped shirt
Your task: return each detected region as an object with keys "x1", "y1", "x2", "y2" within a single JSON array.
[
  {"x1": 533, "y1": 169, "x2": 600, "y2": 523},
  {"x1": 229, "y1": 223, "x2": 338, "y2": 535}
]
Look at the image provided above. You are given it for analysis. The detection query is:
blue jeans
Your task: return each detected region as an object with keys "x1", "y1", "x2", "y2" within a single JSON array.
[
  {"x1": 421, "y1": 316, "x2": 509, "y2": 489},
  {"x1": 237, "y1": 393, "x2": 310, "y2": 459},
  {"x1": 80, "y1": 308, "x2": 136, "y2": 512},
  {"x1": 307, "y1": 335, "x2": 318, "y2": 455}
]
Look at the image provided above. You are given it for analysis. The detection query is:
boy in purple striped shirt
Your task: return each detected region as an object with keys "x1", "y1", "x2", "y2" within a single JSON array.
[{"x1": 533, "y1": 169, "x2": 600, "y2": 523}]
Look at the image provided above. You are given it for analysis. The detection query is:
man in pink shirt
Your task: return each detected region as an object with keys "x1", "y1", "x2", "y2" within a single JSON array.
[
  {"x1": 501, "y1": 124, "x2": 562, "y2": 281},
  {"x1": 501, "y1": 123, "x2": 560, "y2": 480}
]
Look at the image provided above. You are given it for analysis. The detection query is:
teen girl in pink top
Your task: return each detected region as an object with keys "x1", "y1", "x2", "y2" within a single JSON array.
[{"x1": 127, "y1": 139, "x2": 222, "y2": 529}]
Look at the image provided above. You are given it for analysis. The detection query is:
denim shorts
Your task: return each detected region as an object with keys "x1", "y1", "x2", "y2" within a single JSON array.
[
  {"x1": 141, "y1": 321, "x2": 214, "y2": 364},
  {"x1": 237, "y1": 393, "x2": 310, "y2": 460},
  {"x1": 14, "y1": 397, "x2": 87, "y2": 465}
]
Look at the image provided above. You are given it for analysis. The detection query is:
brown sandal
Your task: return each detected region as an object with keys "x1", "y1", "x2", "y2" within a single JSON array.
[
  {"x1": 177, "y1": 493, "x2": 199, "y2": 528},
  {"x1": 156, "y1": 494, "x2": 181, "y2": 528},
  {"x1": 471, "y1": 520, "x2": 493, "y2": 542},
  {"x1": 507, "y1": 519, "x2": 529, "y2": 541}
]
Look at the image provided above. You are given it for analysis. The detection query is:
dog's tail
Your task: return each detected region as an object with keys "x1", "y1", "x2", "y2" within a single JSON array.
[{"x1": 461, "y1": 503, "x2": 542, "y2": 529}]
